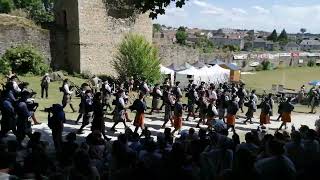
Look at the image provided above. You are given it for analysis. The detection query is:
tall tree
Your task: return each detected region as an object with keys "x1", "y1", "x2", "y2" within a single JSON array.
[
  {"x1": 175, "y1": 26, "x2": 187, "y2": 45},
  {"x1": 300, "y1": 28, "x2": 307, "y2": 34},
  {"x1": 278, "y1": 29, "x2": 288, "y2": 45},
  {"x1": 267, "y1": 29, "x2": 278, "y2": 42}
]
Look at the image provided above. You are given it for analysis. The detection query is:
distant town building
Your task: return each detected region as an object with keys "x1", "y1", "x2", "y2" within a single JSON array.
[
  {"x1": 210, "y1": 35, "x2": 244, "y2": 49},
  {"x1": 253, "y1": 38, "x2": 276, "y2": 51},
  {"x1": 284, "y1": 42, "x2": 300, "y2": 51},
  {"x1": 300, "y1": 39, "x2": 320, "y2": 51}
]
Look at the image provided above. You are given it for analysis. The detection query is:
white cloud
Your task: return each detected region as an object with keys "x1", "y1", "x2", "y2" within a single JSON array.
[
  {"x1": 192, "y1": 0, "x2": 208, "y2": 7},
  {"x1": 232, "y1": 8, "x2": 247, "y2": 14},
  {"x1": 155, "y1": 2, "x2": 320, "y2": 33},
  {"x1": 252, "y1": 6, "x2": 270, "y2": 14}
]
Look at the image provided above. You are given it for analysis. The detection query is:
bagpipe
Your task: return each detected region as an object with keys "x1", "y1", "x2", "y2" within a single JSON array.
[{"x1": 57, "y1": 73, "x2": 82, "y2": 97}]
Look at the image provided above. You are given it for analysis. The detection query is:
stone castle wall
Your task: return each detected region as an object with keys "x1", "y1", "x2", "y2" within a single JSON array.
[
  {"x1": 55, "y1": 0, "x2": 153, "y2": 76},
  {"x1": 0, "y1": 14, "x2": 51, "y2": 64}
]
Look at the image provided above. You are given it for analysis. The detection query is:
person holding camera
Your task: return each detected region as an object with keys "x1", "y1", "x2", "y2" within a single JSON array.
[
  {"x1": 47, "y1": 104, "x2": 65, "y2": 152},
  {"x1": 40, "y1": 73, "x2": 50, "y2": 99},
  {"x1": 77, "y1": 90, "x2": 94, "y2": 134},
  {"x1": 61, "y1": 79, "x2": 76, "y2": 113}
]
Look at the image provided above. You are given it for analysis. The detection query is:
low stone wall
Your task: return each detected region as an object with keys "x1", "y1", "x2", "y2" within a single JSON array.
[{"x1": 0, "y1": 14, "x2": 51, "y2": 63}]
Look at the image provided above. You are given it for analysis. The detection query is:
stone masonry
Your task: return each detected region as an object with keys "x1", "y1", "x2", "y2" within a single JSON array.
[
  {"x1": 54, "y1": 0, "x2": 152, "y2": 76},
  {"x1": 0, "y1": 14, "x2": 51, "y2": 64}
]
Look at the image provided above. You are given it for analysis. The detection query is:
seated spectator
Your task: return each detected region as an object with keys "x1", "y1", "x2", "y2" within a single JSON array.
[
  {"x1": 284, "y1": 131, "x2": 305, "y2": 171},
  {"x1": 254, "y1": 139, "x2": 296, "y2": 180},
  {"x1": 68, "y1": 150, "x2": 100, "y2": 180},
  {"x1": 237, "y1": 132, "x2": 259, "y2": 155}
]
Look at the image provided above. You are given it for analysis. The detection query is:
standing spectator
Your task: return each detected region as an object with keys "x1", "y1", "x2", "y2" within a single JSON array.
[
  {"x1": 16, "y1": 91, "x2": 33, "y2": 145},
  {"x1": 48, "y1": 104, "x2": 65, "y2": 153},
  {"x1": 40, "y1": 73, "x2": 50, "y2": 98}
]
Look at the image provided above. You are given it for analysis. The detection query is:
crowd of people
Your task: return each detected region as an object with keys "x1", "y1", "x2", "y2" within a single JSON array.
[{"x1": 0, "y1": 74, "x2": 319, "y2": 179}]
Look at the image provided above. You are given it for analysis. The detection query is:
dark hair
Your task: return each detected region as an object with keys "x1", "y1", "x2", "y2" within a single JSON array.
[
  {"x1": 269, "y1": 140, "x2": 284, "y2": 156},
  {"x1": 66, "y1": 132, "x2": 77, "y2": 142}
]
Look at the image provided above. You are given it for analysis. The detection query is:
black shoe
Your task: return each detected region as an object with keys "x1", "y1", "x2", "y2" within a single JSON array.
[
  {"x1": 110, "y1": 128, "x2": 117, "y2": 132},
  {"x1": 76, "y1": 130, "x2": 84, "y2": 134}
]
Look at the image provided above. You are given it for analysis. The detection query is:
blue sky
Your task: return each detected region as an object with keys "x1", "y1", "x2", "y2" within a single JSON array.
[{"x1": 154, "y1": 0, "x2": 320, "y2": 33}]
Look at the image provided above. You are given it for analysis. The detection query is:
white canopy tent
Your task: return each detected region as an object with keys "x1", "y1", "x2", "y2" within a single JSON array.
[
  {"x1": 175, "y1": 65, "x2": 230, "y2": 88},
  {"x1": 160, "y1": 64, "x2": 175, "y2": 85}
]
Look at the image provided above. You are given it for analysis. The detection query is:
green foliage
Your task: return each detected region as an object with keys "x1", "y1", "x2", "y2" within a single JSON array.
[
  {"x1": 307, "y1": 59, "x2": 316, "y2": 67},
  {"x1": 267, "y1": 29, "x2": 278, "y2": 42},
  {"x1": 153, "y1": 23, "x2": 161, "y2": 32},
  {"x1": 278, "y1": 29, "x2": 288, "y2": 45},
  {"x1": 195, "y1": 37, "x2": 214, "y2": 53},
  {"x1": 222, "y1": 45, "x2": 240, "y2": 52},
  {"x1": 9, "y1": 0, "x2": 54, "y2": 24},
  {"x1": 0, "y1": 0, "x2": 14, "y2": 13},
  {"x1": 300, "y1": 28, "x2": 307, "y2": 34},
  {"x1": 244, "y1": 42, "x2": 253, "y2": 51},
  {"x1": 0, "y1": 45, "x2": 50, "y2": 75},
  {"x1": 113, "y1": 34, "x2": 161, "y2": 84},
  {"x1": 176, "y1": 27, "x2": 187, "y2": 45},
  {"x1": 261, "y1": 60, "x2": 273, "y2": 70},
  {"x1": 134, "y1": 0, "x2": 187, "y2": 19}
]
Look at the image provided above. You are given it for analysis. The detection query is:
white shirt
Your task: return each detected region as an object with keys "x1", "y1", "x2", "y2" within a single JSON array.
[
  {"x1": 143, "y1": 83, "x2": 150, "y2": 92},
  {"x1": 156, "y1": 89, "x2": 163, "y2": 96},
  {"x1": 119, "y1": 97, "x2": 125, "y2": 107},
  {"x1": 209, "y1": 90, "x2": 217, "y2": 100},
  {"x1": 104, "y1": 84, "x2": 111, "y2": 92},
  {"x1": 64, "y1": 84, "x2": 73, "y2": 94},
  {"x1": 12, "y1": 81, "x2": 21, "y2": 93}
]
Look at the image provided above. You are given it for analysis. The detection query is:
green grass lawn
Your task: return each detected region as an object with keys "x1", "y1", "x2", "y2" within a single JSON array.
[
  {"x1": 242, "y1": 66, "x2": 320, "y2": 93},
  {"x1": 16, "y1": 75, "x2": 85, "y2": 123}
]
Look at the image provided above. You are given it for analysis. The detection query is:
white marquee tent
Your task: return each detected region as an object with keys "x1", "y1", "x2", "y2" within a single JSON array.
[
  {"x1": 160, "y1": 64, "x2": 175, "y2": 85},
  {"x1": 175, "y1": 65, "x2": 230, "y2": 88}
]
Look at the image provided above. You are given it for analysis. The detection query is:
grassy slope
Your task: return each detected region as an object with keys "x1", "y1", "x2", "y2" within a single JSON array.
[{"x1": 242, "y1": 66, "x2": 320, "y2": 93}]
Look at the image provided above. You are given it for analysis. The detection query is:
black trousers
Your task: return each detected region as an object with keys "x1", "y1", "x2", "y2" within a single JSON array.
[{"x1": 41, "y1": 86, "x2": 49, "y2": 98}]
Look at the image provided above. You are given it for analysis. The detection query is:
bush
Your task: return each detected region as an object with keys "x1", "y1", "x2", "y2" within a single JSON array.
[
  {"x1": 261, "y1": 60, "x2": 273, "y2": 70},
  {"x1": 307, "y1": 59, "x2": 316, "y2": 67},
  {"x1": 113, "y1": 33, "x2": 161, "y2": 84},
  {"x1": 0, "y1": 45, "x2": 50, "y2": 75},
  {"x1": 0, "y1": 0, "x2": 14, "y2": 13}
]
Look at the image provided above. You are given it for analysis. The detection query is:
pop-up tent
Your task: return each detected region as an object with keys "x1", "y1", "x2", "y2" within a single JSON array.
[
  {"x1": 175, "y1": 65, "x2": 230, "y2": 88},
  {"x1": 160, "y1": 64, "x2": 175, "y2": 85},
  {"x1": 192, "y1": 61, "x2": 207, "y2": 68},
  {"x1": 210, "y1": 64, "x2": 230, "y2": 84},
  {"x1": 175, "y1": 66, "x2": 200, "y2": 88}
]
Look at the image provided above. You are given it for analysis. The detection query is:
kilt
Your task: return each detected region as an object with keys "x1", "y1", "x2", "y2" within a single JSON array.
[
  {"x1": 281, "y1": 112, "x2": 291, "y2": 123},
  {"x1": 91, "y1": 116, "x2": 105, "y2": 132},
  {"x1": 78, "y1": 103, "x2": 85, "y2": 113},
  {"x1": 113, "y1": 110, "x2": 125, "y2": 123},
  {"x1": 134, "y1": 112, "x2": 144, "y2": 127},
  {"x1": 164, "y1": 104, "x2": 173, "y2": 120},
  {"x1": 62, "y1": 94, "x2": 72, "y2": 105},
  {"x1": 82, "y1": 112, "x2": 93, "y2": 125},
  {"x1": 152, "y1": 98, "x2": 160, "y2": 109},
  {"x1": 245, "y1": 110, "x2": 254, "y2": 118},
  {"x1": 260, "y1": 112, "x2": 270, "y2": 124},
  {"x1": 188, "y1": 103, "x2": 195, "y2": 113},
  {"x1": 173, "y1": 115, "x2": 182, "y2": 129},
  {"x1": 199, "y1": 110, "x2": 207, "y2": 119},
  {"x1": 226, "y1": 114, "x2": 236, "y2": 126},
  {"x1": 218, "y1": 108, "x2": 225, "y2": 119}
]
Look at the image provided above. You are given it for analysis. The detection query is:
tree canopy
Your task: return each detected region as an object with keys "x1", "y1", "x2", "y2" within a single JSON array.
[
  {"x1": 113, "y1": 34, "x2": 161, "y2": 83},
  {"x1": 134, "y1": 0, "x2": 187, "y2": 19},
  {"x1": 278, "y1": 29, "x2": 288, "y2": 45},
  {"x1": 267, "y1": 29, "x2": 278, "y2": 42},
  {"x1": 176, "y1": 26, "x2": 187, "y2": 45}
]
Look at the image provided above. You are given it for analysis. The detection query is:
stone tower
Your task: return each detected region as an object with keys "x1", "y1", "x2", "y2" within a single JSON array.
[{"x1": 53, "y1": 0, "x2": 152, "y2": 75}]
